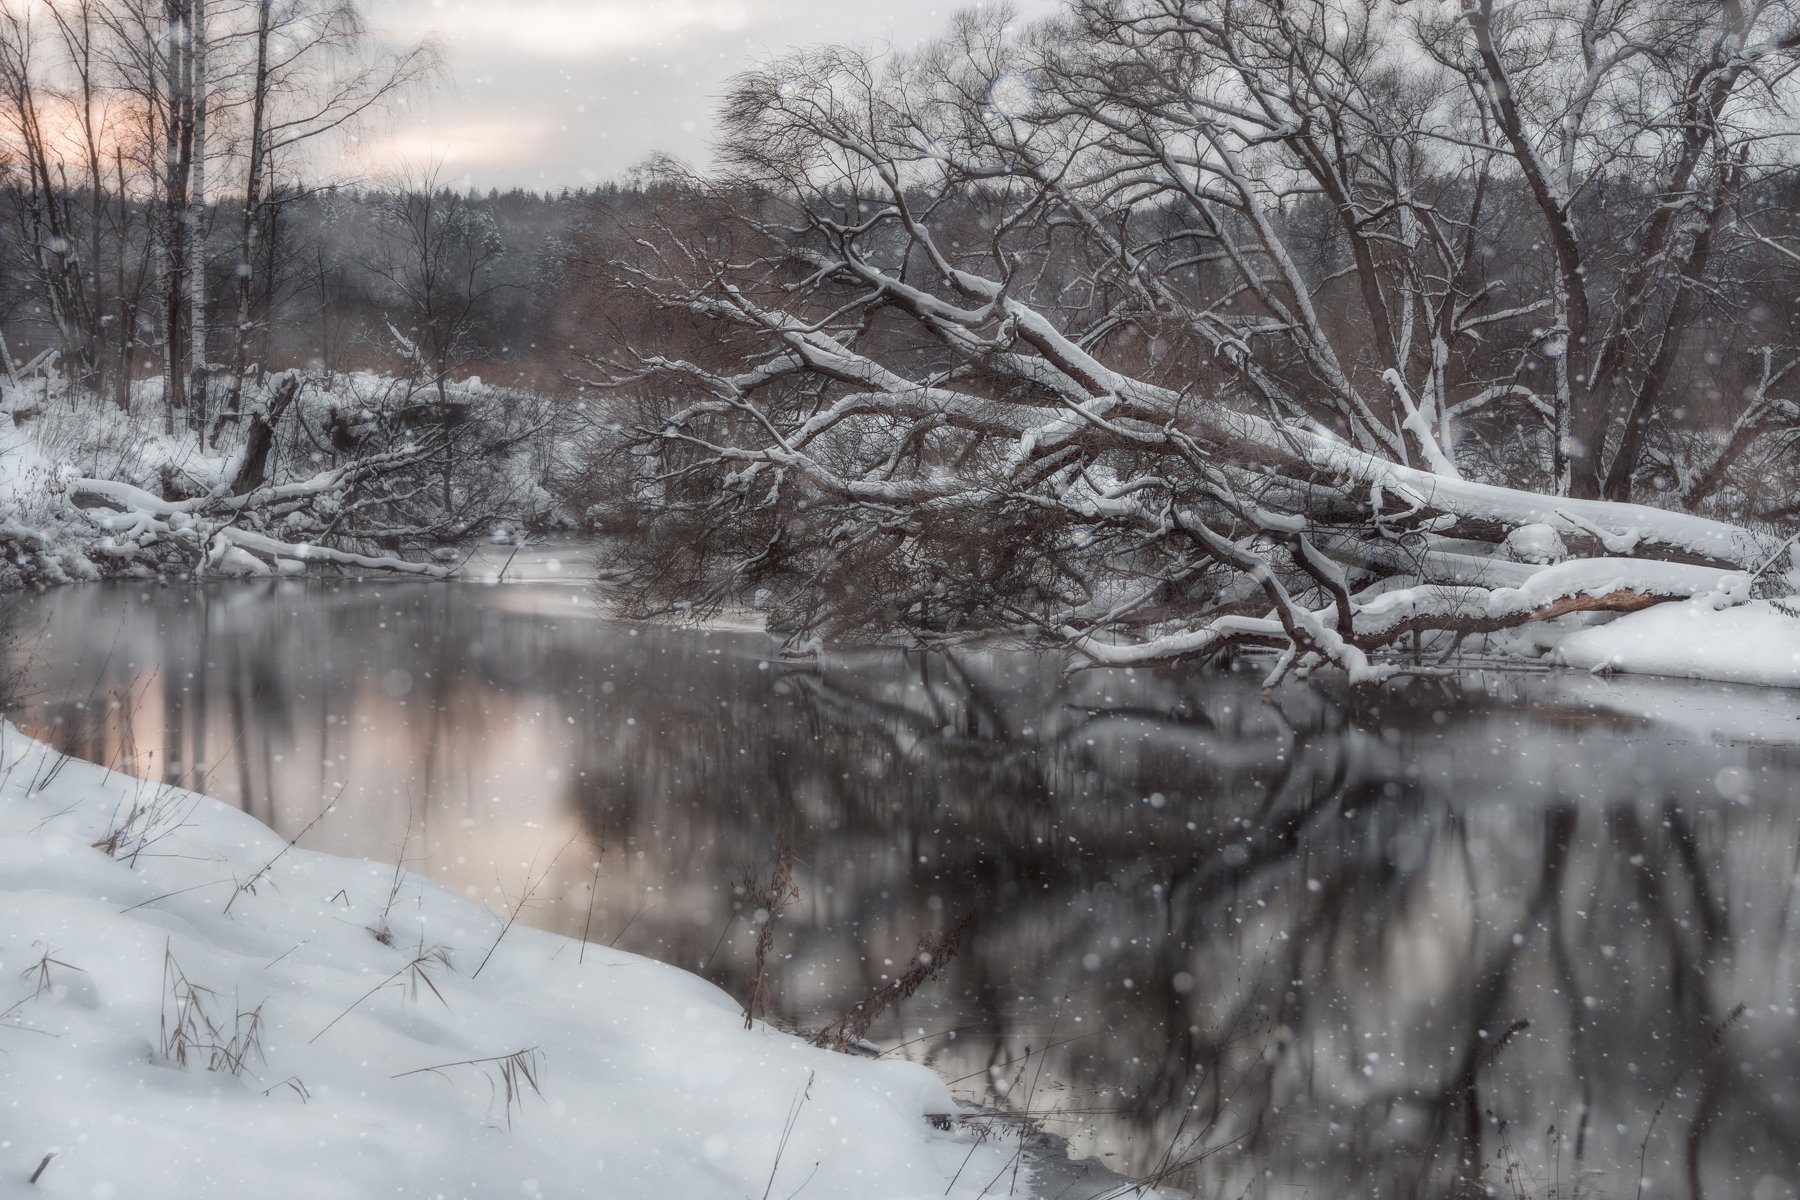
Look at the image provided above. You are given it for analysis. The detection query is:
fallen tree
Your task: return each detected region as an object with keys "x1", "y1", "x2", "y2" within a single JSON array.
[
  {"x1": 2, "y1": 368, "x2": 558, "y2": 586},
  {"x1": 66, "y1": 468, "x2": 454, "y2": 580},
  {"x1": 576, "y1": 0, "x2": 1798, "y2": 687}
]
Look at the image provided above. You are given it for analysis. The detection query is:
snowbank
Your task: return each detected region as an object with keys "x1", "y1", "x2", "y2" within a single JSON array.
[
  {"x1": 0, "y1": 724, "x2": 1044, "y2": 1199},
  {"x1": 1553, "y1": 596, "x2": 1800, "y2": 689}
]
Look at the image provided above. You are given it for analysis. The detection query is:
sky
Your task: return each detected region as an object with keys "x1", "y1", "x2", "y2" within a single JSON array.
[{"x1": 348, "y1": 0, "x2": 1062, "y2": 191}]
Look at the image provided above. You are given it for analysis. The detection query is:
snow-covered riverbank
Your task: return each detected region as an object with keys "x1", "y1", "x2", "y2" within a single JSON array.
[
  {"x1": 0, "y1": 722, "x2": 1058, "y2": 1199},
  {"x1": 1551, "y1": 594, "x2": 1800, "y2": 688}
]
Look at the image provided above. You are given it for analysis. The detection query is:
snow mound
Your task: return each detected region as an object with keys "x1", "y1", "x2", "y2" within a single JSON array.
[
  {"x1": 1553, "y1": 597, "x2": 1800, "y2": 689},
  {"x1": 0, "y1": 724, "x2": 1047, "y2": 1199},
  {"x1": 1500, "y1": 522, "x2": 1566, "y2": 565}
]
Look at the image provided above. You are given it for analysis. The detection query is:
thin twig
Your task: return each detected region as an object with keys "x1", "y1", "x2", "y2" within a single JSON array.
[
  {"x1": 224, "y1": 784, "x2": 343, "y2": 914},
  {"x1": 577, "y1": 844, "x2": 603, "y2": 966},
  {"x1": 761, "y1": 1070, "x2": 816, "y2": 1200},
  {"x1": 473, "y1": 838, "x2": 573, "y2": 978}
]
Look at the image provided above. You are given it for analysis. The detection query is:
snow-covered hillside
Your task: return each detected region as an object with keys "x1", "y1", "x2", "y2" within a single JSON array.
[{"x1": 0, "y1": 723, "x2": 1049, "y2": 1199}]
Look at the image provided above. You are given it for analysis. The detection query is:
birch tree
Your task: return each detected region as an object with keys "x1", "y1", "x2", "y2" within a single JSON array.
[{"x1": 215, "y1": 0, "x2": 435, "y2": 430}]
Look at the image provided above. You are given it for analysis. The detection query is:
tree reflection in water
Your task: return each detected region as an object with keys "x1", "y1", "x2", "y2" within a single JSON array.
[{"x1": 9, "y1": 581, "x2": 1798, "y2": 1198}]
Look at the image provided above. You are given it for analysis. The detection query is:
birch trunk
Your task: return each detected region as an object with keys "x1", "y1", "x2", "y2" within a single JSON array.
[{"x1": 186, "y1": 0, "x2": 207, "y2": 432}]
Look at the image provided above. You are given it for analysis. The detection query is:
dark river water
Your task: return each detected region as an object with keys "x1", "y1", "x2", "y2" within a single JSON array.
[{"x1": 6, "y1": 572, "x2": 1800, "y2": 1198}]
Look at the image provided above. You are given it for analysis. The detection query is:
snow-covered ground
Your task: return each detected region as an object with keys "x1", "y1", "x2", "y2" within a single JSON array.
[
  {"x1": 1551, "y1": 595, "x2": 1800, "y2": 688},
  {"x1": 0, "y1": 723, "x2": 1055, "y2": 1200}
]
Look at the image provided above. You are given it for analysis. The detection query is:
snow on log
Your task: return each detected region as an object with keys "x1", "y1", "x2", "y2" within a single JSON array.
[
  {"x1": 66, "y1": 475, "x2": 453, "y2": 579},
  {"x1": 1352, "y1": 559, "x2": 1744, "y2": 639},
  {"x1": 1206, "y1": 409, "x2": 1772, "y2": 570},
  {"x1": 1069, "y1": 559, "x2": 1749, "y2": 672}
]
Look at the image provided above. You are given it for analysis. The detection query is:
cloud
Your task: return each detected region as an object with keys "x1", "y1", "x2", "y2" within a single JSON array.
[
  {"x1": 346, "y1": 116, "x2": 553, "y2": 179},
  {"x1": 381, "y1": 0, "x2": 776, "y2": 61},
  {"x1": 351, "y1": 0, "x2": 1067, "y2": 187}
]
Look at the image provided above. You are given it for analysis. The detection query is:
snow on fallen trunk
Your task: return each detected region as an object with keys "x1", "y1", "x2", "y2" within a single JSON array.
[
  {"x1": 1200, "y1": 406, "x2": 1772, "y2": 569},
  {"x1": 0, "y1": 724, "x2": 1045, "y2": 1200},
  {"x1": 1071, "y1": 559, "x2": 1752, "y2": 673},
  {"x1": 1352, "y1": 558, "x2": 1750, "y2": 640},
  {"x1": 1484, "y1": 558, "x2": 1747, "y2": 614},
  {"x1": 68, "y1": 475, "x2": 451, "y2": 578},
  {"x1": 1553, "y1": 597, "x2": 1800, "y2": 689}
]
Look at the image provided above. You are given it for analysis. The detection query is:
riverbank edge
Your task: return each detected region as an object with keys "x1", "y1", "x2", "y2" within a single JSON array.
[{"x1": 0, "y1": 719, "x2": 1105, "y2": 1200}]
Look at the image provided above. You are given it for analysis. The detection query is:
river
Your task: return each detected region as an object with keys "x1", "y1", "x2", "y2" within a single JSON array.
[{"x1": 6, "y1": 568, "x2": 1798, "y2": 1198}]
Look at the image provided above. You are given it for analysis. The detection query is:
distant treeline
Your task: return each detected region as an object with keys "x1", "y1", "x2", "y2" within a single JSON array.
[{"x1": 0, "y1": 184, "x2": 650, "y2": 393}]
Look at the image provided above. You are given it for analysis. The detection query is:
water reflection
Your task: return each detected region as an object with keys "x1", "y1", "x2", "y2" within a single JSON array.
[{"x1": 7, "y1": 580, "x2": 1799, "y2": 1198}]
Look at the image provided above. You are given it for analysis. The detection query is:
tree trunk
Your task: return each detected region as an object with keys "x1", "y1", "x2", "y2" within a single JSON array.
[
  {"x1": 113, "y1": 147, "x2": 132, "y2": 414},
  {"x1": 187, "y1": 0, "x2": 208, "y2": 433},
  {"x1": 222, "y1": 0, "x2": 271, "y2": 438},
  {"x1": 160, "y1": 0, "x2": 192, "y2": 433},
  {"x1": 228, "y1": 372, "x2": 302, "y2": 494}
]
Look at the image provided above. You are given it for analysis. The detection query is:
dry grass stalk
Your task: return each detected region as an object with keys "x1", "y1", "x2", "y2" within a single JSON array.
[
  {"x1": 577, "y1": 835, "x2": 605, "y2": 966},
  {"x1": 392, "y1": 1047, "x2": 545, "y2": 1129},
  {"x1": 372, "y1": 804, "x2": 416, "y2": 946},
  {"x1": 810, "y1": 909, "x2": 973, "y2": 1053},
  {"x1": 224, "y1": 785, "x2": 342, "y2": 914},
  {"x1": 310, "y1": 944, "x2": 452, "y2": 1044},
  {"x1": 262, "y1": 1075, "x2": 311, "y2": 1102},
  {"x1": 1634, "y1": 1001, "x2": 1749, "y2": 1200},
  {"x1": 759, "y1": 1069, "x2": 815, "y2": 1200},
  {"x1": 157, "y1": 940, "x2": 268, "y2": 1077},
  {"x1": 91, "y1": 781, "x2": 196, "y2": 865},
  {"x1": 473, "y1": 838, "x2": 573, "y2": 978},
  {"x1": 19, "y1": 943, "x2": 84, "y2": 1000},
  {"x1": 737, "y1": 848, "x2": 800, "y2": 1030}
]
